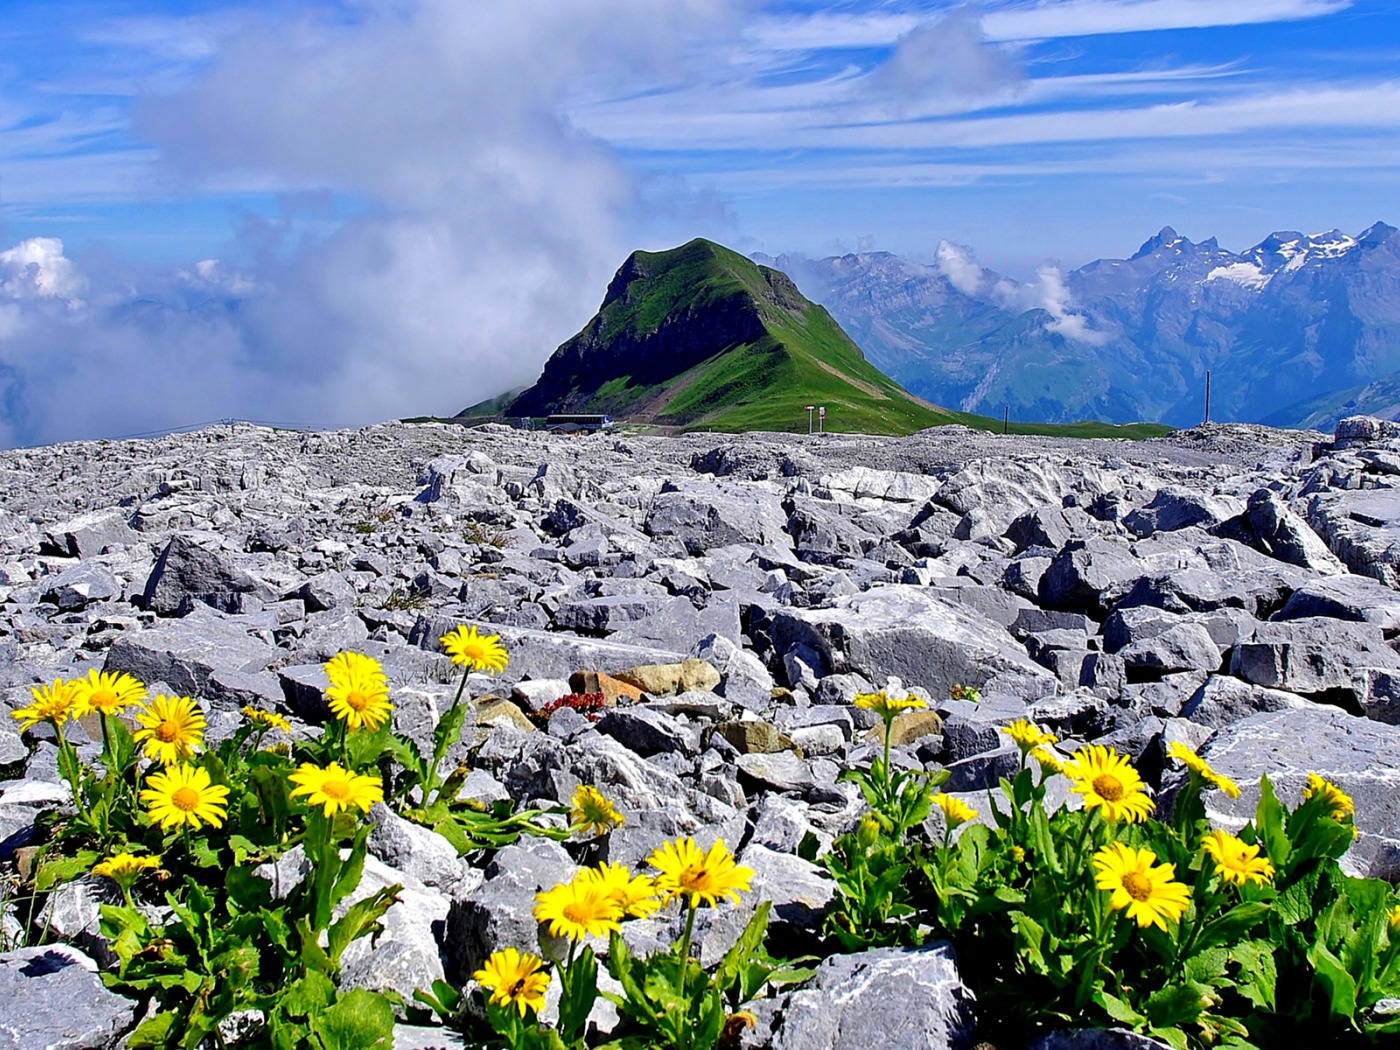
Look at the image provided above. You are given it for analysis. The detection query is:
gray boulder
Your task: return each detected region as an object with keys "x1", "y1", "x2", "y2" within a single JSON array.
[
  {"x1": 770, "y1": 943, "x2": 976, "y2": 1050},
  {"x1": 38, "y1": 562, "x2": 121, "y2": 610},
  {"x1": 1274, "y1": 575, "x2": 1400, "y2": 632},
  {"x1": 1123, "y1": 486, "x2": 1241, "y2": 538},
  {"x1": 741, "y1": 843, "x2": 836, "y2": 929},
  {"x1": 771, "y1": 585, "x2": 1055, "y2": 701},
  {"x1": 1230, "y1": 617, "x2": 1400, "y2": 696},
  {"x1": 0, "y1": 945, "x2": 135, "y2": 1050},
  {"x1": 42, "y1": 508, "x2": 139, "y2": 558},
  {"x1": 1193, "y1": 706, "x2": 1400, "y2": 880},
  {"x1": 1305, "y1": 488, "x2": 1400, "y2": 587},
  {"x1": 104, "y1": 611, "x2": 277, "y2": 701},
  {"x1": 1118, "y1": 622, "x2": 1222, "y2": 674},
  {"x1": 595, "y1": 707, "x2": 699, "y2": 757},
  {"x1": 141, "y1": 533, "x2": 276, "y2": 615},
  {"x1": 1179, "y1": 674, "x2": 1318, "y2": 729},
  {"x1": 1223, "y1": 489, "x2": 1346, "y2": 574},
  {"x1": 1041, "y1": 540, "x2": 1144, "y2": 614},
  {"x1": 645, "y1": 484, "x2": 788, "y2": 555}
]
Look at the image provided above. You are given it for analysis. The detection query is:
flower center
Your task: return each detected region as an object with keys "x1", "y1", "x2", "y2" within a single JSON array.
[
  {"x1": 679, "y1": 864, "x2": 707, "y2": 889},
  {"x1": 171, "y1": 786, "x2": 202, "y2": 812},
  {"x1": 92, "y1": 689, "x2": 119, "y2": 709},
  {"x1": 1092, "y1": 774, "x2": 1125, "y2": 801},
  {"x1": 562, "y1": 901, "x2": 595, "y2": 924},
  {"x1": 1122, "y1": 871, "x2": 1153, "y2": 902},
  {"x1": 320, "y1": 778, "x2": 351, "y2": 801},
  {"x1": 156, "y1": 720, "x2": 180, "y2": 742},
  {"x1": 344, "y1": 691, "x2": 372, "y2": 712}
]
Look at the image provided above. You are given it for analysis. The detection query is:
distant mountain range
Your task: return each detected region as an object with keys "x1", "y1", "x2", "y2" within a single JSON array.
[{"x1": 763, "y1": 222, "x2": 1400, "y2": 429}]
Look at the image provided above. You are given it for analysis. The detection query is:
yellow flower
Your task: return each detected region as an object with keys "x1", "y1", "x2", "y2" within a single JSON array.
[
  {"x1": 533, "y1": 878, "x2": 624, "y2": 941},
  {"x1": 852, "y1": 691, "x2": 926, "y2": 720},
  {"x1": 133, "y1": 695, "x2": 206, "y2": 766},
  {"x1": 1092, "y1": 842, "x2": 1192, "y2": 931},
  {"x1": 1000, "y1": 719, "x2": 1057, "y2": 752},
  {"x1": 647, "y1": 836, "x2": 753, "y2": 909},
  {"x1": 288, "y1": 762, "x2": 384, "y2": 818},
  {"x1": 1303, "y1": 773, "x2": 1355, "y2": 822},
  {"x1": 1165, "y1": 741, "x2": 1240, "y2": 798},
  {"x1": 1031, "y1": 747, "x2": 1068, "y2": 776},
  {"x1": 241, "y1": 706, "x2": 291, "y2": 733},
  {"x1": 932, "y1": 792, "x2": 977, "y2": 828},
  {"x1": 140, "y1": 764, "x2": 229, "y2": 831},
  {"x1": 323, "y1": 651, "x2": 393, "y2": 731},
  {"x1": 577, "y1": 862, "x2": 663, "y2": 918},
  {"x1": 950, "y1": 683, "x2": 981, "y2": 703},
  {"x1": 92, "y1": 852, "x2": 160, "y2": 887},
  {"x1": 70, "y1": 669, "x2": 147, "y2": 718},
  {"x1": 11, "y1": 680, "x2": 77, "y2": 730},
  {"x1": 1011, "y1": 845, "x2": 1027, "y2": 863},
  {"x1": 1066, "y1": 745, "x2": 1155, "y2": 823},
  {"x1": 1389, "y1": 905, "x2": 1400, "y2": 932},
  {"x1": 473, "y1": 947, "x2": 549, "y2": 1018},
  {"x1": 569, "y1": 785, "x2": 624, "y2": 838},
  {"x1": 440, "y1": 625, "x2": 509, "y2": 674},
  {"x1": 1201, "y1": 830, "x2": 1275, "y2": 887}
]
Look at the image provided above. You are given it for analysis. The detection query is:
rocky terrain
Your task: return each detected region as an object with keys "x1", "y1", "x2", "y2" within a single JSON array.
[{"x1": 5, "y1": 414, "x2": 1400, "y2": 1048}]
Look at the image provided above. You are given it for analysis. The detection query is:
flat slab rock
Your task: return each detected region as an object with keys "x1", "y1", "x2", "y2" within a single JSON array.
[
  {"x1": 769, "y1": 943, "x2": 976, "y2": 1050},
  {"x1": 0, "y1": 944, "x2": 136, "y2": 1050},
  {"x1": 1195, "y1": 706, "x2": 1400, "y2": 880}
]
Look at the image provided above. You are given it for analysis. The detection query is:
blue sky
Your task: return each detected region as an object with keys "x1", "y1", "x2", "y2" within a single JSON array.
[{"x1": 0, "y1": 0, "x2": 1397, "y2": 443}]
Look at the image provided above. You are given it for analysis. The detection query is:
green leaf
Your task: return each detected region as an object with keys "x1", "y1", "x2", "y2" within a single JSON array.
[
  {"x1": 278, "y1": 973, "x2": 337, "y2": 1018},
  {"x1": 558, "y1": 945, "x2": 600, "y2": 1044},
  {"x1": 34, "y1": 850, "x2": 100, "y2": 891},
  {"x1": 1094, "y1": 990, "x2": 1146, "y2": 1026},
  {"x1": 1183, "y1": 947, "x2": 1230, "y2": 985},
  {"x1": 1197, "y1": 902, "x2": 1271, "y2": 951},
  {"x1": 325, "y1": 887, "x2": 399, "y2": 968},
  {"x1": 124, "y1": 1010, "x2": 177, "y2": 1049},
  {"x1": 1254, "y1": 776, "x2": 1291, "y2": 871},
  {"x1": 1230, "y1": 941, "x2": 1277, "y2": 1011},
  {"x1": 346, "y1": 719, "x2": 393, "y2": 771},
  {"x1": 1307, "y1": 940, "x2": 1358, "y2": 1022},
  {"x1": 311, "y1": 989, "x2": 395, "y2": 1050},
  {"x1": 1144, "y1": 982, "x2": 1211, "y2": 1028}
]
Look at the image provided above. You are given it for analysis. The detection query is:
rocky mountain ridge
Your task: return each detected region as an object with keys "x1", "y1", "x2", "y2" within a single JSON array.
[
  {"x1": 4, "y1": 416, "x2": 1400, "y2": 1047},
  {"x1": 771, "y1": 222, "x2": 1400, "y2": 429}
]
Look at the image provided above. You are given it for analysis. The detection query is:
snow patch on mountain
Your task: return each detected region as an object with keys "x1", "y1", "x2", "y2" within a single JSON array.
[{"x1": 1205, "y1": 261, "x2": 1271, "y2": 290}]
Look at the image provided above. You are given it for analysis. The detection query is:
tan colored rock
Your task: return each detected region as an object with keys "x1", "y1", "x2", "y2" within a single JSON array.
[
  {"x1": 615, "y1": 658, "x2": 721, "y2": 697},
  {"x1": 475, "y1": 698, "x2": 535, "y2": 733},
  {"x1": 863, "y1": 710, "x2": 944, "y2": 747},
  {"x1": 713, "y1": 720, "x2": 800, "y2": 755},
  {"x1": 568, "y1": 670, "x2": 640, "y2": 705}
]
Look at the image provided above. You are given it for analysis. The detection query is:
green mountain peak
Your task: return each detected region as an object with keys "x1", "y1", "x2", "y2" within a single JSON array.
[{"x1": 505, "y1": 238, "x2": 964, "y2": 434}]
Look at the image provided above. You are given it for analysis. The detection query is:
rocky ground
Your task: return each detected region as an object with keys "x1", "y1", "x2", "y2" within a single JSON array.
[{"x1": 4, "y1": 415, "x2": 1400, "y2": 1049}]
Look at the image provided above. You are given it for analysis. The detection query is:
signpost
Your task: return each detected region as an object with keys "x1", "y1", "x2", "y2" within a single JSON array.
[
  {"x1": 818, "y1": 406, "x2": 826, "y2": 434},
  {"x1": 805, "y1": 405, "x2": 815, "y2": 434}
]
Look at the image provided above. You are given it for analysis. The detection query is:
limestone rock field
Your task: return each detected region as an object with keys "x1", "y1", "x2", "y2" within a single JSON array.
[{"x1": 4, "y1": 416, "x2": 1400, "y2": 1048}]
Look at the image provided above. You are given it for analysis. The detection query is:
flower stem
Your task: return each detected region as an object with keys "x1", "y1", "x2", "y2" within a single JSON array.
[{"x1": 676, "y1": 899, "x2": 699, "y2": 1008}]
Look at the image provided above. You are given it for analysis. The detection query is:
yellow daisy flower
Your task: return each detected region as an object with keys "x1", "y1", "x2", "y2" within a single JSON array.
[
  {"x1": 69, "y1": 669, "x2": 147, "y2": 718},
  {"x1": 1165, "y1": 741, "x2": 1240, "y2": 798},
  {"x1": 241, "y1": 706, "x2": 292, "y2": 733},
  {"x1": 1389, "y1": 905, "x2": 1400, "y2": 932},
  {"x1": 92, "y1": 852, "x2": 160, "y2": 888},
  {"x1": 1000, "y1": 719, "x2": 1058, "y2": 752},
  {"x1": 133, "y1": 695, "x2": 206, "y2": 766},
  {"x1": 647, "y1": 837, "x2": 753, "y2": 909},
  {"x1": 11, "y1": 680, "x2": 77, "y2": 730},
  {"x1": 323, "y1": 651, "x2": 393, "y2": 731},
  {"x1": 1031, "y1": 747, "x2": 1068, "y2": 776},
  {"x1": 852, "y1": 690, "x2": 926, "y2": 720},
  {"x1": 287, "y1": 762, "x2": 384, "y2": 818},
  {"x1": 932, "y1": 792, "x2": 977, "y2": 828},
  {"x1": 473, "y1": 947, "x2": 549, "y2": 1018},
  {"x1": 578, "y1": 862, "x2": 663, "y2": 919},
  {"x1": 569, "y1": 785, "x2": 624, "y2": 838},
  {"x1": 440, "y1": 625, "x2": 509, "y2": 674},
  {"x1": 1303, "y1": 773, "x2": 1355, "y2": 822},
  {"x1": 1200, "y1": 830, "x2": 1275, "y2": 887},
  {"x1": 533, "y1": 878, "x2": 624, "y2": 941},
  {"x1": 140, "y1": 764, "x2": 229, "y2": 831},
  {"x1": 1092, "y1": 842, "x2": 1192, "y2": 931},
  {"x1": 1066, "y1": 745, "x2": 1155, "y2": 823}
]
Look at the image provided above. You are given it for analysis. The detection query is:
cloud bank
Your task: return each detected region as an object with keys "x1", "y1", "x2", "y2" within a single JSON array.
[{"x1": 0, "y1": 0, "x2": 734, "y2": 447}]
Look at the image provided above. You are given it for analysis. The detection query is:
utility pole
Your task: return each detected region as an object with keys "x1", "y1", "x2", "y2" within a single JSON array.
[
  {"x1": 1003, "y1": 405, "x2": 1009, "y2": 435},
  {"x1": 805, "y1": 405, "x2": 815, "y2": 434},
  {"x1": 1204, "y1": 370, "x2": 1211, "y2": 425}
]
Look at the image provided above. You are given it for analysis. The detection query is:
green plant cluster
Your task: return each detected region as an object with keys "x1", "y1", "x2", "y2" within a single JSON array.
[{"x1": 819, "y1": 705, "x2": 1400, "y2": 1049}]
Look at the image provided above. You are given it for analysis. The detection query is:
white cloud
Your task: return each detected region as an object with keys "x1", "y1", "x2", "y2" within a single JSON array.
[
  {"x1": 935, "y1": 240, "x2": 987, "y2": 295},
  {"x1": 868, "y1": 10, "x2": 1020, "y2": 102},
  {"x1": 1028, "y1": 265, "x2": 1112, "y2": 344},
  {"x1": 0, "y1": 239, "x2": 86, "y2": 303},
  {"x1": 982, "y1": 0, "x2": 1353, "y2": 41},
  {"x1": 0, "y1": 0, "x2": 740, "y2": 446}
]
